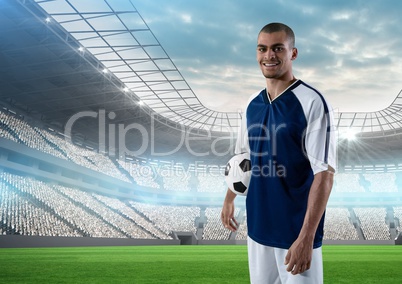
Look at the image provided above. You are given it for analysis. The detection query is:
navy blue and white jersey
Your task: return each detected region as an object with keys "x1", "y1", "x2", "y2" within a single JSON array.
[{"x1": 235, "y1": 79, "x2": 337, "y2": 249}]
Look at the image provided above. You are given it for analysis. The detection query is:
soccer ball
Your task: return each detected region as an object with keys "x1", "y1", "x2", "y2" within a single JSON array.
[{"x1": 224, "y1": 152, "x2": 252, "y2": 196}]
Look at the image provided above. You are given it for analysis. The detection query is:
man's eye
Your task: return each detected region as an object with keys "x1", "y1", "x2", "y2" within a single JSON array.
[
  {"x1": 258, "y1": 48, "x2": 266, "y2": 52},
  {"x1": 273, "y1": 47, "x2": 283, "y2": 52}
]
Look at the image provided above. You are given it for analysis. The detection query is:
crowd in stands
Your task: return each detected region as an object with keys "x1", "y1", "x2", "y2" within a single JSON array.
[
  {"x1": 363, "y1": 173, "x2": 398, "y2": 192},
  {"x1": 323, "y1": 208, "x2": 359, "y2": 240},
  {"x1": 0, "y1": 111, "x2": 19, "y2": 143},
  {"x1": 1, "y1": 109, "x2": 402, "y2": 194},
  {"x1": 332, "y1": 172, "x2": 402, "y2": 193},
  {"x1": 0, "y1": 180, "x2": 81, "y2": 237},
  {"x1": 56, "y1": 185, "x2": 152, "y2": 239},
  {"x1": 0, "y1": 110, "x2": 67, "y2": 160},
  {"x1": 162, "y1": 173, "x2": 191, "y2": 192},
  {"x1": 333, "y1": 173, "x2": 365, "y2": 192},
  {"x1": 93, "y1": 194, "x2": 171, "y2": 239},
  {"x1": 1, "y1": 171, "x2": 195, "y2": 239},
  {"x1": 0, "y1": 109, "x2": 130, "y2": 182},
  {"x1": 353, "y1": 207, "x2": 391, "y2": 240},
  {"x1": 130, "y1": 201, "x2": 200, "y2": 236},
  {"x1": 36, "y1": 127, "x2": 131, "y2": 183},
  {"x1": 1, "y1": 170, "x2": 399, "y2": 241},
  {"x1": 202, "y1": 207, "x2": 238, "y2": 240},
  {"x1": 197, "y1": 174, "x2": 226, "y2": 193},
  {"x1": 0, "y1": 108, "x2": 402, "y2": 241},
  {"x1": 117, "y1": 160, "x2": 160, "y2": 189},
  {"x1": 117, "y1": 160, "x2": 228, "y2": 193},
  {"x1": 1, "y1": 172, "x2": 127, "y2": 238}
]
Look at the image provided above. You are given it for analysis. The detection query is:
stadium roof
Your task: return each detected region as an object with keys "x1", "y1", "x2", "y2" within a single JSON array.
[
  {"x1": 29, "y1": 0, "x2": 241, "y2": 133},
  {"x1": 335, "y1": 92, "x2": 402, "y2": 139},
  {"x1": 23, "y1": 0, "x2": 402, "y2": 137},
  {"x1": 0, "y1": 0, "x2": 402, "y2": 144}
]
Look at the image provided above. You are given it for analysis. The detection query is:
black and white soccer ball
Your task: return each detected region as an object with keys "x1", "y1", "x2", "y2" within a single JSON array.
[{"x1": 224, "y1": 152, "x2": 252, "y2": 196}]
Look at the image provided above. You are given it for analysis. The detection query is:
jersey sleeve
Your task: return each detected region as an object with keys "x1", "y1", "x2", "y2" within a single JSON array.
[
  {"x1": 304, "y1": 97, "x2": 337, "y2": 174},
  {"x1": 234, "y1": 91, "x2": 261, "y2": 155},
  {"x1": 234, "y1": 110, "x2": 250, "y2": 155},
  {"x1": 293, "y1": 84, "x2": 337, "y2": 174}
]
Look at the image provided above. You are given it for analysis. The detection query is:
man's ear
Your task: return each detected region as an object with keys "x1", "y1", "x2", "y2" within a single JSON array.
[{"x1": 291, "y1": 48, "x2": 298, "y2": 60}]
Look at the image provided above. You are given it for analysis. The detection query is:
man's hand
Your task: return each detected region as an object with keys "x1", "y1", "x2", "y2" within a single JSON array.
[
  {"x1": 284, "y1": 168, "x2": 334, "y2": 275},
  {"x1": 221, "y1": 189, "x2": 238, "y2": 232},
  {"x1": 284, "y1": 237, "x2": 313, "y2": 275}
]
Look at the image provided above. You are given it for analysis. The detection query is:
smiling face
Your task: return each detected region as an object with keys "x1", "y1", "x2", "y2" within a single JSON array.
[{"x1": 256, "y1": 31, "x2": 298, "y2": 81}]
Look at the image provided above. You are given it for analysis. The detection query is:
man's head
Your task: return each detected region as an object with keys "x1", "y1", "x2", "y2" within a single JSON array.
[
  {"x1": 259, "y1": 23, "x2": 295, "y2": 49},
  {"x1": 257, "y1": 23, "x2": 297, "y2": 80}
]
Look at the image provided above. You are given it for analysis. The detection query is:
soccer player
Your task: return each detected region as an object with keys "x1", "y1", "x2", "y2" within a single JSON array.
[{"x1": 221, "y1": 23, "x2": 336, "y2": 284}]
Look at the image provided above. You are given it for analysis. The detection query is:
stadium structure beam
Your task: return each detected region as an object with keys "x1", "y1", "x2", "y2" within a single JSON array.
[{"x1": 23, "y1": 0, "x2": 241, "y2": 135}]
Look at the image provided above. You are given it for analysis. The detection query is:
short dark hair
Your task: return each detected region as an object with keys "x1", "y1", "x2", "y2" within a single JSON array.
[{"x1": 259, "y1": 23, "x2": 295, "y2": 48}]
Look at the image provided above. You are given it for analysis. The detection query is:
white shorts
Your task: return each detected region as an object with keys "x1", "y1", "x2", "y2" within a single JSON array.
[{"x1": 247, "y1": 237, "x2": 323, "y2": 284}]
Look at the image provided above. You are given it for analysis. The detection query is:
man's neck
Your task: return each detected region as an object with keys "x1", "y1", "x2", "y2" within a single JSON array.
[{"x1": 266, "y1": 76, "x2": 297, "y2": 101}]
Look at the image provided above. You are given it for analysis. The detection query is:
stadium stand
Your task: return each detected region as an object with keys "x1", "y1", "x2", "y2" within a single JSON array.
[
  {"x1": 0, "y1": 179, "x2": 81, "y2": 237},
  {"x1": 353, "y1": 207, "x2": 391, "y2": 240},
  {"x1": 393, "y1": 207, "x2": 402, "y2": 235},
  {"x1": 37, "y1": 128, "x2": 131, "y2": 183},
  {"x1": 93, "y1": 193, "x2": 171, "y2": 239},
  {"x1": 333, "y1": 173, "x2": 365, "y2": 192},
  {"x1": 363, "y1": 173, "x2": 398, "y2": 192},
  {"x1": 323, "y1": 208, "x2": 359, "y2": 240},
  {"x1": 56, "y1": 186, "x2": 153, "y2": 239},
  {"x1": 202, "y1": 207, "x2": 239, "y2": 240},
  {"x1": 1, "y1": 109, "x2": 402, "y2": 244},
  {"x1": 0, "y1": 110, "x2": 67, "y2": 160},
  {"x1": 117, "y1": 160, "x2": 160, "y2": 189},
  {"x1": 1, "y1": 0, "x2": 402, "y2": 246},
  {"x1": 1, "y1": 111, "x2": 402, "y2": 243},
  {"x1": 1, "y1": 172, "x2": 127, "y2": 238},
  {"x1": 130, "y1": 201, "x2": 200, "y2": 236},
  {"x1": 0, "y1": 111, "x2": 19, "y2": 143},
  {"x1": 1, "y1": 166, "x2": 401, "y2": 243},
  {"x1": 197, "y1": 174, "x2": 226, "y2": 193},
  {"x1": 0, "y1": 110, "x2": 131, "y2": 183},
  {"x1": 162, "y1": 173, "x2": 191, "y2": 192},
  {"x1": 235, "y1": 211, "x2": 248, "y2": 241}
]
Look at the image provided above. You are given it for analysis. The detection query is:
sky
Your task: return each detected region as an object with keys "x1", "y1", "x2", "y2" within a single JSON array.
[{"x1": 130, "y1": 0, "x2": 402, "y2": 113}]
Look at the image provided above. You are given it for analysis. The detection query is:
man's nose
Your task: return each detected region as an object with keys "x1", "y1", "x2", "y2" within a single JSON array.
[{"x1": 264, "y1": 49, "x2": 276, "y2": 59}]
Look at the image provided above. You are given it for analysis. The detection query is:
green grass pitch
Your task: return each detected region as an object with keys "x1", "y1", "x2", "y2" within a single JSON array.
[{"x1": 1, "y1": 245, "x2": 401, "y2": 283}]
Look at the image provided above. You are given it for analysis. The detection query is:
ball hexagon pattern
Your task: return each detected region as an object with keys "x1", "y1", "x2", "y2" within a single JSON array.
[{"x1": 224, "y1": 152, "x2": 252, "y2": 196}]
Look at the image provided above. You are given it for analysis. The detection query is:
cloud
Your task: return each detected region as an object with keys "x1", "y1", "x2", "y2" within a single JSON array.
[{"x1": 132, "y1": 0, "x2": 402, "y2": 113}]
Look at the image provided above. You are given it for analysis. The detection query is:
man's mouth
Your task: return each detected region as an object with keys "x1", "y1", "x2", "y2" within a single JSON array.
[{"x1": 263, "y1": 62, "x2": 280, "y2": 67}]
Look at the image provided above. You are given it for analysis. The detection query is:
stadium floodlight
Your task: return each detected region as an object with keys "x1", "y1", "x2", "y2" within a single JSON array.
[
  {"x1": 102, "y1": 68, "x2": 108, "y2": 74},
  {"x1": 343, "y1": 128, "x2": 357, "y2": 141},
  {"x1": 138, "y1": 100, "x2": 144, "y2": 106},
  {"x1": 123, "y1": 87, "x2": 129, "y2": 92},
  {"x1": 45, "y1": 17, "x2": 51, "y2": 23},
  {"x1": 78, "y1": 46, "x2": 85, "y2": 52}
]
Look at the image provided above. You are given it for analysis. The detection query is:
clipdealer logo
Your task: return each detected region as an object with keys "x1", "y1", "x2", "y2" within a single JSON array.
[
  {"x1": 63, "y1": 108, "x2": 337, "y2": 178},
  {"x1": 64, "y1": 109, "x2": 237, "y2": 158}
]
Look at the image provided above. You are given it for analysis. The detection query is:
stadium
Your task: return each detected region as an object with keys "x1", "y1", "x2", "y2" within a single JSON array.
[{"x1": 1, "y1": 0, "x2": 402, "y2": 283}]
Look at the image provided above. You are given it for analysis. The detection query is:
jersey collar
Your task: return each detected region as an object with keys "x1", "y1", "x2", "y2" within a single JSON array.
[{"x1": 265, "y1": 79, "x2": 300, "y2": 104}]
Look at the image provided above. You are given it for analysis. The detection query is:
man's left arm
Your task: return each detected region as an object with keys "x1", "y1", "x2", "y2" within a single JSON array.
[{"x1": 284, "y1": 167, "x2": 335, "y2": 275}]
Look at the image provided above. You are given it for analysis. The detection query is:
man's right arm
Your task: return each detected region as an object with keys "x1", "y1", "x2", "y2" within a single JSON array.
[{"x1": 221, "y1": 189, "x2": 238, "y2": 231}]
